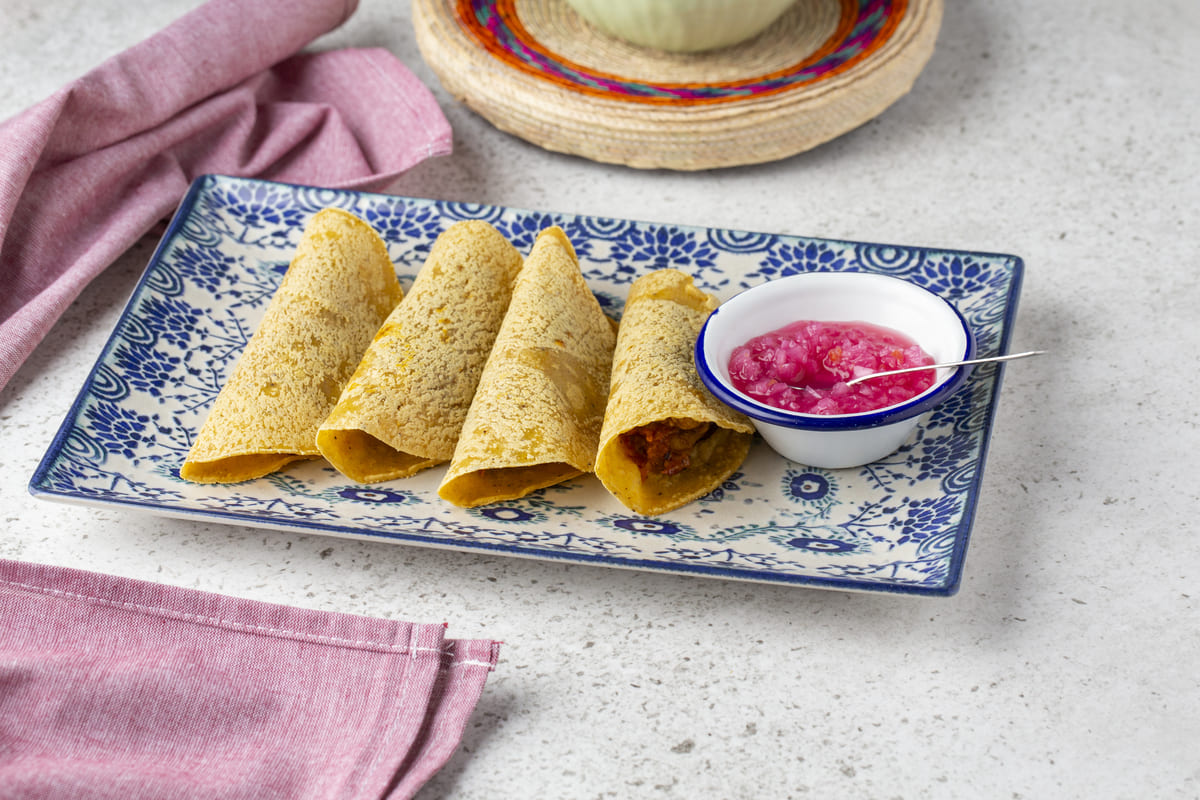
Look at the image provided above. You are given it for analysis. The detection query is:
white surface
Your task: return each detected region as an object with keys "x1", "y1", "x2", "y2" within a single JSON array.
[{"x1": 2, "y1": 1, "x2": 1198, "y2": 797}]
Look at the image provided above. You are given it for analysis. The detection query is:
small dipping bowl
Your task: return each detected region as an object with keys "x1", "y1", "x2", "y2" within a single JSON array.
[{"x1": 695, "y1": 272, "x2": 975, "y2": 468}]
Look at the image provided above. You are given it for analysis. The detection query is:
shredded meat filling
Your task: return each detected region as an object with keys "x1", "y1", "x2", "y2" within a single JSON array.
[{"x1": 619, "y1": 418, "x2": 714, "y2": 479}]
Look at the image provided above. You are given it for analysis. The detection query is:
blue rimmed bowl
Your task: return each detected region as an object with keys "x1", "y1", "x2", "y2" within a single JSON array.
[{"x1": 695, "y1": 272, "x2": 976, "y2": 468}]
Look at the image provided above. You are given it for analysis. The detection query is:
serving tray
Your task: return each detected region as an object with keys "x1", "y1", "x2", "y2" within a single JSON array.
[{"x1": 31, "y1": 175, "x2": 1024, "y2": 595}]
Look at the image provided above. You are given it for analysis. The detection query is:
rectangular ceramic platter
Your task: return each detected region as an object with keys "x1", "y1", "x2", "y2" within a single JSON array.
[{"x1": 31, "y1": 175, "x2": 1024, "y2": 596}]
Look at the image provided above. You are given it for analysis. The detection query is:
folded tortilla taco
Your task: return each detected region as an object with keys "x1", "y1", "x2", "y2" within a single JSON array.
[
  {"x1": 180, "y1": 208, "x2": 402, "y2": 484},
  {"x1": 595, "y1": 269, "x2": 755, "y2": 515},
  {"x1": 316, "y1": 221, "x2": 524, "y2": 483},
  {"x1": 438, "y1": 227, "x2": 616, "y2": 507}
]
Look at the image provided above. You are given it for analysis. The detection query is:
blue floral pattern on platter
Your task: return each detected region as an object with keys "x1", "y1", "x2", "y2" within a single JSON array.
[{"x1": 30, "y1": 175, "x2": 1025, "y2": 596}]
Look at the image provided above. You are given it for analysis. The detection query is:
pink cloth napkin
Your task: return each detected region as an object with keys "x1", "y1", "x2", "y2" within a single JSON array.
[
  {"x1": 0, "y1": 0, "x2": 453, "y2": 393},
  {"x1": 0, "y1": 558, "x2": 500, "y2": 799}
]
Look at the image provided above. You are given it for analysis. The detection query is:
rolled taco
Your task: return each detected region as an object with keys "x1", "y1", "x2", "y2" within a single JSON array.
[
  {"x1": 180, "y1": 208, "x2": 402, "y2": 484},
  {"x1": 438, "y1": 227, "x2": 616, "y2": 507},
  {"x1": 595, "y1": 269, "x2": 755, "y2": 515},
  {"x1": 316, "y1": 221, "x2": 524, "y2": 483}
]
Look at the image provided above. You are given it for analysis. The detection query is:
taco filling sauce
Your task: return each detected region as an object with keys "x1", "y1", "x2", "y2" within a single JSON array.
[
  {"x1": 620, "y1": 418, "x2": 715, "y2": 479},
  {"x1": 728, "y1": 320, "x2": 936, "y2": 415}
]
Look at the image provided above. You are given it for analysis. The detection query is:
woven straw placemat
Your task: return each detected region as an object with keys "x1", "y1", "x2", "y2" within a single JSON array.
[{"x1": 413, "y1": 0, "x2": 943, "y2": 170}]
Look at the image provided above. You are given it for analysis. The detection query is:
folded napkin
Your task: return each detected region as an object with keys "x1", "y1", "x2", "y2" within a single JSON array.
[
  {"x1": 0, "y1": 558, "x2": 500, "y2": 799},
  {"x1": 0, "y1": 0, "x2": 453, "y2": 393}
]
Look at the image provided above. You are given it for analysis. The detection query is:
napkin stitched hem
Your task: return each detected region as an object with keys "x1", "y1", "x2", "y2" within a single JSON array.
[{"x1": 0, "y1": 563, "x2": 497, "y2": 670}]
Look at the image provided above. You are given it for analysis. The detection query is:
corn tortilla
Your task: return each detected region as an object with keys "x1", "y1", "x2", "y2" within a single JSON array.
[
  {"x1": 316, "y1": 221, "x2": 524, "y2": 482},
  {"x1": 180, "y1": 208, "x2": 402, "y2": 484},
  {"x1": 438, "y1": 227, "x2": 616, "y2": 507},
  {"x1": 595, "y1": 269, "x2": 755, "y2": 515}
]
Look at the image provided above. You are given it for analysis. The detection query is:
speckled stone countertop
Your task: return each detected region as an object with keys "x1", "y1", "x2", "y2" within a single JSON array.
[{"x1": 2, "y1": 1, "x2": 1197, "y2": 797}]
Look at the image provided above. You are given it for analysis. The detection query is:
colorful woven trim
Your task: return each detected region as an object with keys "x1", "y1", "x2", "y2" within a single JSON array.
[{"x1": 455, "y1": 0, "x2": 907, "y2": 106}]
